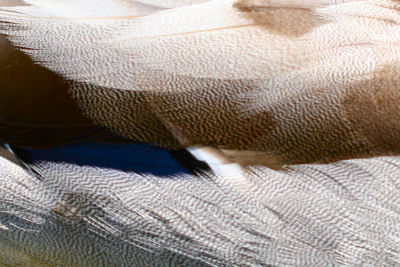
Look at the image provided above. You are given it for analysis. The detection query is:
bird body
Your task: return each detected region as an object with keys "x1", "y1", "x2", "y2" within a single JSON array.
[
  {"x1": 2, "y1": 143, "x2": 400, "y2": 266},
  {"x1": 2, "y1": 0, "x2": 400, "y2": 265},
  {"x1": 1, "y1": 0, "x2": 400, "y2": 167}
]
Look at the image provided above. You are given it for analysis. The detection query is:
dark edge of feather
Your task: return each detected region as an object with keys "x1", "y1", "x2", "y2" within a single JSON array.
[
  {"x1": 2, "y1": 143, "x2": 44, "y2": 180},
  {"x1": 169, "y1": 149, "x2": 214, "y2": 179}
]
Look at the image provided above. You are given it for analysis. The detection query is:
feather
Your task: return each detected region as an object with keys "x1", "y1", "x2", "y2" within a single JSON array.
[
  {"x1": 2, "y1": 144, "x2": 400, "y2": 265},
  {"x1": 1, "y1": 0, "x2": 400, "y2": 167},
  {"x1": 2, "y1": 1, "x2": 400, "y2": 265},
  {"x1": 0, "y1": 0, "x2": 26, "y2": 6},
  {"x1": 4, "y1": 0, "x2": 167, "y2": 18},
  {"x1": 0, "y1": 34, "x2": 134, "y2": 147},
  {"x1": 233, "y1": 0, "x2": 331, "y2": 36}
]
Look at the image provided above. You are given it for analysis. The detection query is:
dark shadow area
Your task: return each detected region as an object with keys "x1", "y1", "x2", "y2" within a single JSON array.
[{"x1": 11, "y1": 143, "x2": 204, "y2": 177}]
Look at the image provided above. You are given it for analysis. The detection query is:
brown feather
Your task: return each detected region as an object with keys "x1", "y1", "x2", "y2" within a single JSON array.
[
  {"x1": 0, "y1": 36, "x2": 126, "y2": 147},
  {"x1": 233, "y1": 0, "x2": 330, "y2": 36}
]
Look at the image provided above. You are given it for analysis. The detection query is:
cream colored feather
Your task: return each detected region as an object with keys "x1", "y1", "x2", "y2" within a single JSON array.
[
  {"x1": 1, "y1": 0, "x2": 400, "y2": 167},
  {"x1": 2, "y1": 1, "x2": 400, "y2": 265}
]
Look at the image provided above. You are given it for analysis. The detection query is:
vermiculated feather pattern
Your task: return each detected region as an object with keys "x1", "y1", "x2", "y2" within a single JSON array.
[
  {"x1": 1, "y1": 1, "x2": 400, "y2": 265},
  {"x1": 2, "y1": 146, "x2": 400, "y2": 266},
  {"x1": 2, "y1": 0, "x2": 400, "y2": 166}
]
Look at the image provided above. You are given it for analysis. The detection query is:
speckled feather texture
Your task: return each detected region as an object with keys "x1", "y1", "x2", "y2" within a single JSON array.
[
  {"x1": 2, "y1": 146, "x2": 400, "y2": 266},
  {"x1": 1, "y1": 0, "x2": 400, "y2": 167},
  {"x1": 1, "y1": 1, "x2": 400, "y2": 265}
]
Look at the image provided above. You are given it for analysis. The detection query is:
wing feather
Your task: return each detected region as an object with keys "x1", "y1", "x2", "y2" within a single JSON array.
[
  {"x1": 2, "y1": 0, "x2": 400, "y2": 166},
  {"x1": 2, "y1": 145, "x2": 400, "y2": 265}
]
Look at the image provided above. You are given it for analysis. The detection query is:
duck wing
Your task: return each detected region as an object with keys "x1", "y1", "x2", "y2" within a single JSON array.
[{"x1": 2, "y1": 0, "x2": 400, "y2": 166}]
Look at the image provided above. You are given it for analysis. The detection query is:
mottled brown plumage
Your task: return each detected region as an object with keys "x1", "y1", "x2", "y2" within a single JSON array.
[
  {"x1": 2, "y1": 1, "x2": 400, "y2": 266},
  {"x1": 0, "y1": 36, "x2": 127, "y2": 147},
  {"x1": 1, "y1": 0, "x2": 400, "y2": 167},
  {"x1": 233, "y1": 0, "x2": 330, "y2": 36}
]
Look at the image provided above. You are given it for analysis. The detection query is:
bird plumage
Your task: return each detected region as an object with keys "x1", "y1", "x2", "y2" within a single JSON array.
[
  {"x1": 1, "y1": 0, "x2": 400, "y2": 166},
  {"x1": 2, "y1": 143, "x2": 400, "y2": 266},
  {"x1": 1, "y1": 0, "x2": 400, "y2": 265}
]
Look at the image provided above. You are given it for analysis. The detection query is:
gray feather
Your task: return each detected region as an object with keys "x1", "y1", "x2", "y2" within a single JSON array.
[{"x1": 1, "y1": 147, "x2": 400, "y2": 266}]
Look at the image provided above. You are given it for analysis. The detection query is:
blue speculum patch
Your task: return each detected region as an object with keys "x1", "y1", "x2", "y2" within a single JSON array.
[{"x1": 16, "y1": 143, "x2": 194, "y2": 177}]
